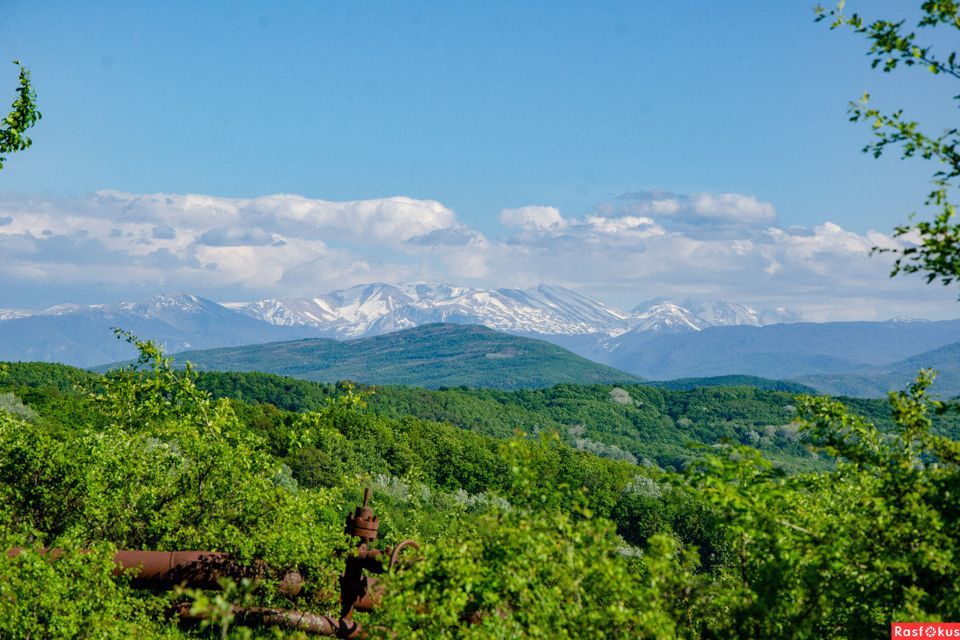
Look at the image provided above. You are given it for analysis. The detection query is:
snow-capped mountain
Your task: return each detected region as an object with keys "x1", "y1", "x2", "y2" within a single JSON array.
[
  {"x1": 8, "y1": 285, "x2": 960, "y2": 386},
  {"x1": 231, "y1": 283, "x2": 632, "y2": 338},
  {"x1": 676, "y1": 300, "x2": 762, "y2": 326},
  {"x1": 0, "y1": 309, "x2": 32, "y2": 321},
  {"x1": 631, "y1": 298, "x2": 799, "y2": 329},
  {"x1": 4, "y1": 294, "x2": 221, "y2": 322},
  {"x1": 5, "y1": 286, "x2": 799, "y2": 342},
  {"x1": 107, "y1": 294, "x2": 257, "y2": 335},
  {"x1": 114, "y1": 293, "x2": 210, "y2": 317},
  {"x1": 628, "y1": 302, "x2": 709, "y2": 333},
  {"x1": 237, "y1": 284, "x2": 800, "y2": 339}
]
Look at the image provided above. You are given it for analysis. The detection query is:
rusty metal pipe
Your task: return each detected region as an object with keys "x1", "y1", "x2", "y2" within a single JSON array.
[
  {"x1": 6, "y1": 548, "x2": 304, "y2": 596},
  {"x1": 175, "y1": 603, "x2": 363, "y2": 638},
  {"x1": 351, "y1": 540, "x2": 420, "y2": 613},
  {"x1": 388, "y1": 539, "x2": 420, "y2": 571}
]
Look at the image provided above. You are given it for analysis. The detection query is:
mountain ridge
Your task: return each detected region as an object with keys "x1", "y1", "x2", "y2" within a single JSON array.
[
  {"x1": 229, "y1": 283, "x2": 800, "y2": 339},
  {"x1": 795, "y1": 340, "x2": 960, "y2": 398},
  {"x1": 108, "y1": 323, "x2": 642, "y2": 390},
  {"x1": 606, "y1": 320, "x2": 960, "y2": 380},
  {"x1": 0, "y1": 284, "x2": 804, "y2": 368},
  {"x1": 0, "y1": 293, "x2": 325, "y2": 367}
]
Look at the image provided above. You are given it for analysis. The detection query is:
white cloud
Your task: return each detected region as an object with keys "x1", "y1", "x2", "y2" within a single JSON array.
[
  {"x1": 246, "y1": 193, "x2": 457, "y2": 244},
  {"x1": 584, "y1": 215, "x2": 664, "y2": 236},
  {"x1": 609, "y1": 190, "x2": 778, "y2": 229},
  {"x1": 500, "y1": 206, "x2": 568, "y2": 231},
  {"x1": 0, "y1": 189, "x2": 956, "y2": 321},
  {"x1": 0, "y1": 191, "x2": 464, "y2": 297},
  {"x1": 689, "y1": 193, "x2": 776, "y2": 224},
  {"x1": 83, "y1": 190, "x2": 457, "y2": 246}
]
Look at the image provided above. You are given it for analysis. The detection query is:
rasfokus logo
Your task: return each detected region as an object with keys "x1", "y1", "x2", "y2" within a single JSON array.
[{"x1": 892, "y1": 623, "x2": 960, "y2": 638}]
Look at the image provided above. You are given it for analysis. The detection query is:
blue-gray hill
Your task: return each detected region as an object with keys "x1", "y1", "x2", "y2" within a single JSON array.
[
  {"x1": 113, "y1": 323, "x2": 641, "y2": 390},
  {"x1": 796, "y1": 341, "x2": 960, "y2": 398},
  {"x1": 0, "y1": 294, "x2": 324, "y2": 367},
  {"x1": 608, "y1": 319, "x2": 960, "y2": 380}
]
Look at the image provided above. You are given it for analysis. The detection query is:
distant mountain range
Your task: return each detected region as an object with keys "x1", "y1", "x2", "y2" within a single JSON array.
[
  {"x1": 2, "y1": 283, "x2": 960, "y2": 397},
  {"x1": 603, "y1": 320, "x2": 960, "y2": 377},
  {"x1": 0, "y1": 294, "x2": 323, "y2": 366},
  {"x1": 225, "y1": 283, "x2": 801, "y2": 338},
  {"x1": 793, "y1": 341, "x2": 960, "y2": 398},
  {"x1": 0, "y1": 283, "x2": 798, "y2": 367}
]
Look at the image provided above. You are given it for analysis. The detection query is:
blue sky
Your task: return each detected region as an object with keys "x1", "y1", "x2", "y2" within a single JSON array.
[{"x1": 1, "y1": 1, "x2": 959, "y2": 320}]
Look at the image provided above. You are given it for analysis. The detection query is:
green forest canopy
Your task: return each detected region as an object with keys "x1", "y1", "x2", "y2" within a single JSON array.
[{"x1": 0, "y1": 342, "x2": 958, "y2": 637}]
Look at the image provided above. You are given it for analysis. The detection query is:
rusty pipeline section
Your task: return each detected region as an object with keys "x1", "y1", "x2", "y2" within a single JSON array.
[
  {"x1": 175, "y1": 603, "x2": 357, "y2": 637},
  {"x1": 5, "y1": 548, "x2": 305, "y2": 596},
  {"x1": 7, "y1": 486, "x2": 419, "y2": 638}
]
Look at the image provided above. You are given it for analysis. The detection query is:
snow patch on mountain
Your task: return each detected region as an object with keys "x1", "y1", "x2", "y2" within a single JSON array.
[
  {"x1": 234, "y1": 284, "x2": 801, "y2": 339},
  {"x1": 114, "y1": 294, "x2": 212, "y2": 318},
  {"x1": 8, "y1": 294, "x2": 218, "y2": 321},
  {"x1": 629, "y1": 302, "x2": 709, "y2": 333},
  {"x1": 234, "y1": 283, "x2": 633, "y2": 338},
  {"x1": 0, "y1": 309, "x2": 32, "y2": 321},
  {"x1": 633, "y1": 297, "x2": 801, "y2": 330}
]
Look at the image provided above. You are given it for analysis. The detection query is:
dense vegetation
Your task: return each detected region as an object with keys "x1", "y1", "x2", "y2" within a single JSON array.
[
  {"x1": 1, "y1": 337, "x2": 959, "y2": 637},
  {"x1": 190, "y1": 368, "x2": 960, "y2": 473},
  {"x1": 646, "y1": 375, "x2": 817, "y2": 394}
]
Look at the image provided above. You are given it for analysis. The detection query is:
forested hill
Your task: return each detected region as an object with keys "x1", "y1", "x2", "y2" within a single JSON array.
[
  {"x1": 646, "y1": 375, "x2": 817, "y2": 393},
  {"x1": 186, "y1": 370, "x2": 866, "y2": 473},
  {"x1": 6, "y1": 359, "x2": 821, "y2": 471},
  {"x1": 14, "y1": 358, "x2": 955, "y2": 473},
  {"x1": 110, "y1": 323, "x2": 641, "y2": 390},
  {"x1": 191, "y1": 369, "x2": 960, "y2": 471}
]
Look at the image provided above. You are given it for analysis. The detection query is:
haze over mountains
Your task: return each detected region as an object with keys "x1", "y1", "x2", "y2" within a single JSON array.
[
  {"x1": 0, "y1": 294, "x2": 322, "y2": 366},
  {"x1": 2, "y1": 282, "x2": 960, "y2": 397}
]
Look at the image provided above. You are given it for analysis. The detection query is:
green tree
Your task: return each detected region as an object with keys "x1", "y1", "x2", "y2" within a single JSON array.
[
  {"x1": 0, "y1": 60, "x2": 41, "y2": 170},
  {"x1": 816, "y1": 2, "x2": 960, "y2": 288}
]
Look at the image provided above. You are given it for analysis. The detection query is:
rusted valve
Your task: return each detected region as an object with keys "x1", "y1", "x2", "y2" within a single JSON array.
[
  {"x1": 345, "y1": 487, "x2": 379, "y2": 542},
  {"x1": 339, "y1": 487, "x2": 420, "y2": 628}
]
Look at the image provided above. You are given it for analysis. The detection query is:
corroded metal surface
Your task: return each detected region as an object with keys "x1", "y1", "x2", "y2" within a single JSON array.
[
  {"x1": 6, "y1": 547, "x2": 304, "y2": 596},
  {"x1": 345, "y1": 487, "x2": 379, "y2": 542}
]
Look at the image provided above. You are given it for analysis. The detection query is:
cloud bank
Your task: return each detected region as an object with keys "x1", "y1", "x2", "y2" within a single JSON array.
[{"x1": 0, "y1": 189, "x2": 953, "y2": 321}]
